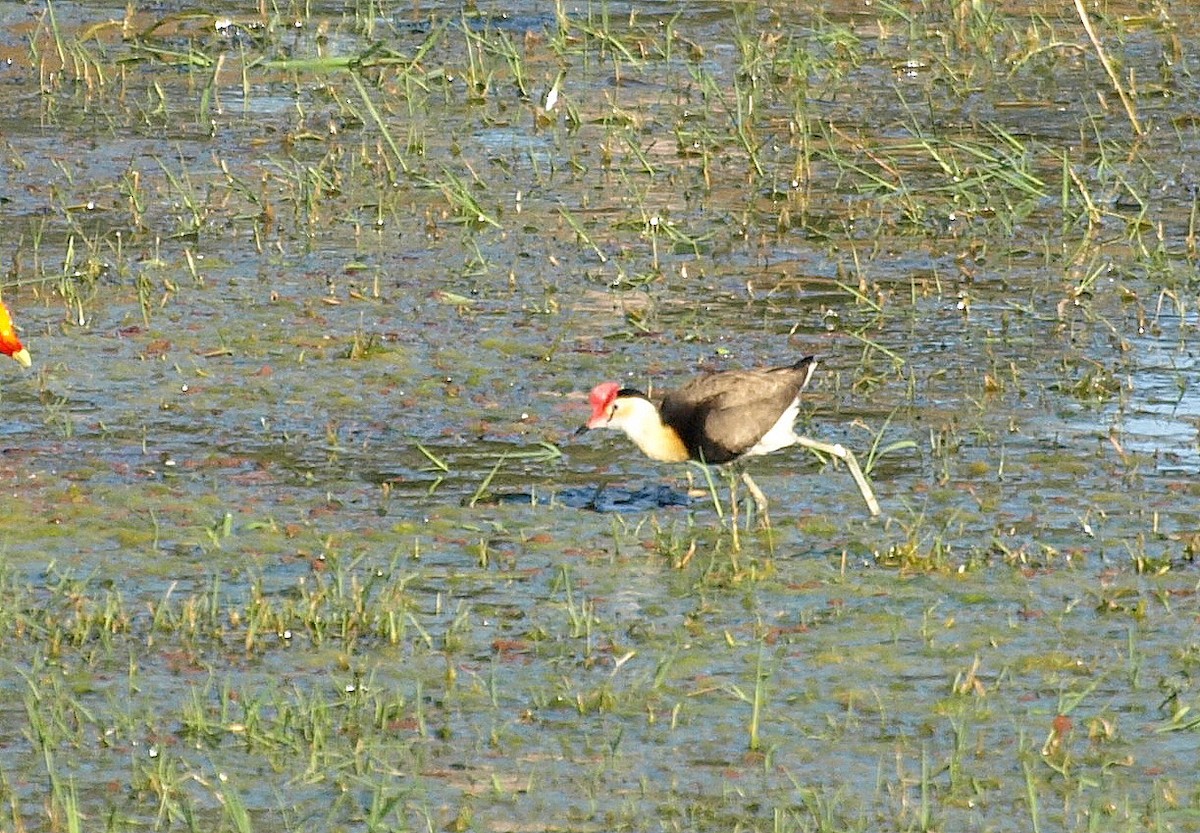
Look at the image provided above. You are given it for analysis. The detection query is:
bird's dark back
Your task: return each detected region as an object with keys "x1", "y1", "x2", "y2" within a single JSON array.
[{"x1": 660, "y1": 357, "x2": 815, "y2": 463}]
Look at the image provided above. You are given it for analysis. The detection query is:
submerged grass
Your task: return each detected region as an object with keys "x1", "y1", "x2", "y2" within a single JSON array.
[{"x1": 3, "y1": 537, "x2": 1196, "y2": 831}]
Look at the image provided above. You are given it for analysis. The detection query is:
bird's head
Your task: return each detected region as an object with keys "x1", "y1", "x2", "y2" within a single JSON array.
[
  {"x1": 579, "y1": 381, "x2": 654, "y2": 434},
  {"x1": 583, "y1": 381, "x2": 623, "y2": 430},
  {"x1": 0, "y1": 300, "x2": 30, "y2": 368}
]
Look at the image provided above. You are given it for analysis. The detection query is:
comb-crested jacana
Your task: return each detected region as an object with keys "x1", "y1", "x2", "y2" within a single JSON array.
[{"x1": 578, "y1": 356, "x2": 880, "y2": 524}]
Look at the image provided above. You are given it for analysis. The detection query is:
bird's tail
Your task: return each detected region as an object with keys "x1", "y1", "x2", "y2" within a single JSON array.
[{"x1": 793, "y1": 355, "x2": 817, "y2": 389}]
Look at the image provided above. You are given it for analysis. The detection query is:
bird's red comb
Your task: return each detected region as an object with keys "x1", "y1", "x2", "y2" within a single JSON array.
[{"x1": 588, "y1": 381, "x2": 621, "y2": 408}]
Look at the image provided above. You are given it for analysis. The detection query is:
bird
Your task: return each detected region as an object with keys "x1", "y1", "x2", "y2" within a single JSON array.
[
  {"x1": 0, "y1": 300, "x2": 30, "y2": 368},
  {"x1": 578, "y1": 356, "x2": 880, "y2": 526}
]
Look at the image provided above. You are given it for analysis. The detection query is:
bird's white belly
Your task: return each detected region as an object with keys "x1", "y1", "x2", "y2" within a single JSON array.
[{"x1": 741, "y1": 398, "x2": 800, "y2": 457}]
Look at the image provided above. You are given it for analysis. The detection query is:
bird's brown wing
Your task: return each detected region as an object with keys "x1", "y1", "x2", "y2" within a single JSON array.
[{"x1": 661, "y1": 360, "x2": 814, "y2": 463}]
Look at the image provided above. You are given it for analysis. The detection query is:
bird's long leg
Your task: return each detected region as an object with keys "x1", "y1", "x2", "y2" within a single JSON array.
[
  {"x1": 728, "y1": 468, "x2": 739, "y2": 526},
  {"x1": 740, "y1": 471, "x2": 771, "y2": 529},
  {"x1": 795, "y1": 436, "x2": 881, "y2": 517},
  {"x1": 724, "y1": 468, "x2": 741, "y2": 551}
]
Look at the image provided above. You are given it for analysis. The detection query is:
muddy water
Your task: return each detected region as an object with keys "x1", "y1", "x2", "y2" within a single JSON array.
[{"x1": 0, "y1": 1, "x2": 1198, "y2": 831}]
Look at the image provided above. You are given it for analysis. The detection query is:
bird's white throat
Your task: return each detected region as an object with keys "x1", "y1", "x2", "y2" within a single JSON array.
[{"x1": 602, "y1": 396, "x2": 690, "y2": 463}]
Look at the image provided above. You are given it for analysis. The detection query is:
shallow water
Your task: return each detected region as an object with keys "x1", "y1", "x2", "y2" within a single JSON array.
[{"x1": 0, "y1": 1, "x2": 1199, "y2": 831}]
